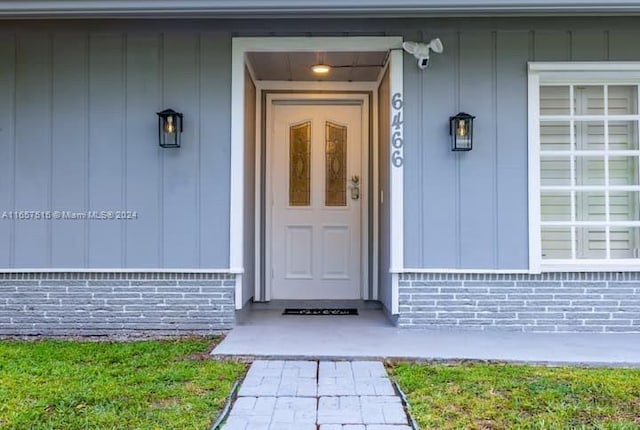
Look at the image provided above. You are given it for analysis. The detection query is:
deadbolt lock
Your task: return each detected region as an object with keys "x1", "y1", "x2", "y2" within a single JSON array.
[{"x1": 350, "y1": 175, "x2": 360, "y2": 200}]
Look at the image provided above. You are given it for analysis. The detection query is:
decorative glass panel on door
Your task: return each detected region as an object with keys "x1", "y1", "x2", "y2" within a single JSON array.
[
  {"x1": 325, "y1": 122, "x2": 347, "y2": 207},
  {"x1": 289, "y1": 122, "x2": 311, "y2": 206}
]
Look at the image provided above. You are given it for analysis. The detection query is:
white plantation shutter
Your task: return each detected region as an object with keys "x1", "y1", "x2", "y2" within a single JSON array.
[
  {"x1": 539, "y1": 84, "x2": 640, "y2": 261},
  {"x1": 609, "y1": 87, "x2": 640, "y2": 257},
  {"x1": 540, "y1": 87, "x2": 572, "y2": 258},
  {"x1": 576, "y1": 87, "x2": 606, "y2": 258}
]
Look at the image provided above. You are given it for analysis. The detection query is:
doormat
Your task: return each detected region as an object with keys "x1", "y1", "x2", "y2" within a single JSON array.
[{"x1": 282, "y1": 308, "x2": 359, "y2": 316}]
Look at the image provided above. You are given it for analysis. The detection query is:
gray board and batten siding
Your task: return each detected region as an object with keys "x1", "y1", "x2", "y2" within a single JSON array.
[
  {"x1": 2, "y1": 17, "x2": 640, "y2": 271},
  {"x1": 0, "y1": 29, "x2": 231, "y2": 269},
  {"x1": 1, "y1": 17, "x2": 640, "y2": 335},
  {"x1": 401, "y1": 19, "x2": 640, "y2": 271}
]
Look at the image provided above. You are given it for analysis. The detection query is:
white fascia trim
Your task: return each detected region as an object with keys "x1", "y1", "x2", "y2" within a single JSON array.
[
  {"x1": 529, "y1": 62, "x2": 640, "y2": 72},
  {"x1": 256, "y1": 81, "x2": 378, "y2": 92},
  {"x1": 0, "y1": 268, "x2": 243, "y2": 273},
  {"x1": 398, "y1": 268, "x2": 534, "y2": 274},
  {"x1": 3, "y1": 1, "x2": 640, "y2": 18},
  {"x1": 234, "y1": 37, "x2": 403, "y2": 53},
  {"x1": 391, "y1": 273, "x2": 400, "y2": 314},
  {"x1": 527, "y1": 68, "x2": 542, "y2": 273},
  {"x1": 230, "y1": 38, "x2": 246, "y2": 277},
  {"x1": 541, "y1": 261, "x2": 640, "y2": 272},
  {"x1": 528, "y1": 62, "x2": 640, "y2": 84},
  {"x1": 235, "y1": 273, "x2": 243, "y2": 309},
  {"x1": 389, "y1": 48, "x2": 404, "y2": 273}
]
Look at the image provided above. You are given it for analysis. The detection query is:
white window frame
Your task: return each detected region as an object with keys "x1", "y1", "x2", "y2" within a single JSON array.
[{"x1": 528, "y1": 62, "x2": 640, "y2": 272}]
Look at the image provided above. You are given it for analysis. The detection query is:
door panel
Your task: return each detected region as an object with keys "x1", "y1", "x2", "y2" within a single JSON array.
[
  {"x1": 285, "y1": 225, "x2": 313, "y2": 279},
  {"x1": 321, "y1": 225, "x2": 350, "y2": 279},
  {"x1": 270, "y1": 103, "x2": 363, "y2": 300}
]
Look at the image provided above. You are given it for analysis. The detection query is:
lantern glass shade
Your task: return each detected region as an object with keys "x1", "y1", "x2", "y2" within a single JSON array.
[
  {"x1": 449, "y1": 112, "x2": 475, "y2": 151},
  {"x1": 157, "y1": 109, "x2": 183, "y2": 148}
]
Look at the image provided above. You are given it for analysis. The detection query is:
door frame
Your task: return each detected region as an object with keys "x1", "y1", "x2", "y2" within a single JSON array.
[{"x1": 263, "y1": 91, "x2": 371, "y2": 301}]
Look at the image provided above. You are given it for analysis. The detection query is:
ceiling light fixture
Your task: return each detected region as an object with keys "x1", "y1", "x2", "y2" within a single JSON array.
[{"x1": 311, "y1": 64, "x2": 331, "y2": 74}]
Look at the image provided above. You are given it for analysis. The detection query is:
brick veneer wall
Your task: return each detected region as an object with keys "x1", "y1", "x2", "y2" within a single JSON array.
[
  {"x1": 0, "y1": 272, "x2": 236, "y2": 336},
  {"x1": 398, "y1": 273, "x2": 640, "y2": 332}
]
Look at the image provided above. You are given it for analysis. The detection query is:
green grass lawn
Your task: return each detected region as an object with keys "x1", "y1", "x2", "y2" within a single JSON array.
[
  {"x1": 390, "y1": 362, "x2": 640, "y2": 430},
  {"x1": 0, "y1": 338, "x2": 246, "y2": 430}
]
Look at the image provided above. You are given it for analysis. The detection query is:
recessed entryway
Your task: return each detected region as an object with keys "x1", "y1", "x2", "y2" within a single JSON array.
[{"x1": 231, "y1": 37, "x2": 404, "y2": 315}]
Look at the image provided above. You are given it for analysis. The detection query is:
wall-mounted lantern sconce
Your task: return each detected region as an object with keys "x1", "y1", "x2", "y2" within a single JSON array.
[
  {"x1": 157, "y1": 109, "x2": 183, "y2": 148},
  {"x1": 449, "y1": 112, "x2": 475, "y2": 151}
]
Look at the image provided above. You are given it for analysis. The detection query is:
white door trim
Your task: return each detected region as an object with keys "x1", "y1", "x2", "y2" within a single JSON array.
[
  {"x1": 254, "y1": 81, "x2": 380, "y2": 304},
  {"x1": 263, "y1": 92, "x2": 370, "y2": 301},
  {"x1": 231, "y1": 36, "x2": 404, "y2": 310}
]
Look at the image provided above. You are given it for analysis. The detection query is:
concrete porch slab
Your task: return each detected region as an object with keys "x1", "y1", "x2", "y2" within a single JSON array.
[{"x1": 211, "y1": 309, "x2": 640, "y2": 366}]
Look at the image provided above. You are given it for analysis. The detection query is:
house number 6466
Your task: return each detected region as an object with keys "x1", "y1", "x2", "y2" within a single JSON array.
[{"x1": 391, "y1": 92, "x2": 404, "y2": 168}]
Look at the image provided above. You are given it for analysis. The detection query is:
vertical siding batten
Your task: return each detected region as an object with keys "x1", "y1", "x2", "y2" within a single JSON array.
[
  {"x1": 14, "y1": 33, "x2": 51, "y2": 267},
  {"x1": 0, "y1": 34, "x2": 16, "y2": 266},
  {"x1": 419, "y1": 31, "x2": 458, "y2": 268},
  {"x1": 162, "y1": 33, "x2": 199, "y2": 268},
  {"x1": 534, "y1": 31, "x2": 571, "y2": 62},
  {"x1": 455, "y1": 30, "x2": 462, "y2": 269},
  {"x1": 47, "y1": 33, "x2": 53, "y2": 267},
  {"x1": 84, "y1": 31, "x2": 90, "y2": 268},
  {"x1": 158, "y1": 32, "x2": 165, "y2": 267},
  {"x1": 571, "y1": 30, "x2": 606, "y2": 61},
  {"x1": 458, "y1": 31, "x2": 495, "y2": 268},
  {"x1": 402, "y1": 30, "x2": 422, "y2": 268},
  {"x1": 496, "y1": 31, "x2": 530, "y2": 269},
  {"x1": 51, "y1": 33, "x2": 88, "y2": 267},
  {"x1": 121, "y1": 33, "x2": 128, "y2": 268},
  {"x1": 491, "y1": 30, "x2": 498, "y2": 269},
  {"x1": 88, "y1": 33, "x2": 124, "y2": 267},
  {"x1": 608, "y1": 29, "x2": 640, "y2": 61},
  {"x1": 418, "y1": 31, "x2": 430, "y2": 265},
  {"x1": 199, "y1": 32, "x2": 231, "y2": 268},
  {"x1": 125, "y1": 33, "x2": 161, "y2": 268},
  {"x1": 196, "y1": 32, "x2": 202, "y2": 267}
]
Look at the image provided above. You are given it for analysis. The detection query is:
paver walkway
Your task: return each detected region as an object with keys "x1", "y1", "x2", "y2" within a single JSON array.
[{"x1": 222, "y1": 360, "x2": 412, "y2": 430}]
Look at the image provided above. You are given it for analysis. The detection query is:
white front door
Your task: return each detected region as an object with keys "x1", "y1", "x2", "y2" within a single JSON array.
[{"x1": 269, "y1": 102, "x2": 363, "y2": 300}]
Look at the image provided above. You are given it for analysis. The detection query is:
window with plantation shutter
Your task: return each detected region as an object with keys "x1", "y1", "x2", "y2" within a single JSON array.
[{"x1": 529, "y1": 63, "x2": 640, "y2": 271}]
